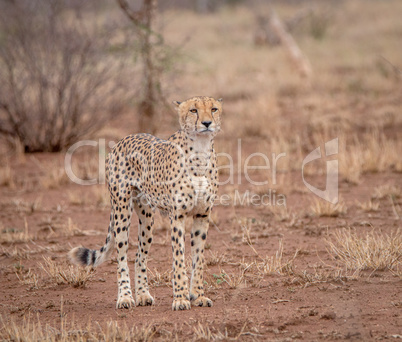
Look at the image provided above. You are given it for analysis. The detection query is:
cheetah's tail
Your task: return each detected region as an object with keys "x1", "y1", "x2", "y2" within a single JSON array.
[{"x1": 68, "y1": 212, "x2": 115, "y2": 267}]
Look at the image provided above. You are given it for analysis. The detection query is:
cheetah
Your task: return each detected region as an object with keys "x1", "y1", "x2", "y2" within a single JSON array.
[{"x1": 69, "y1": 96, "x2": 222, "y2": 310}]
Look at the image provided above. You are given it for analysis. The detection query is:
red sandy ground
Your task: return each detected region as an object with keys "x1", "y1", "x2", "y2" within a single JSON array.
[{"x1": 0, "y1": 147, "x2": 401, "y2": 341}]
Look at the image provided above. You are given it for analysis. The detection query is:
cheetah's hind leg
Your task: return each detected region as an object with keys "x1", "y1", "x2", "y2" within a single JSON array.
[{"x1": 133, "y1": 194, "x2": 155, "y2": 306}]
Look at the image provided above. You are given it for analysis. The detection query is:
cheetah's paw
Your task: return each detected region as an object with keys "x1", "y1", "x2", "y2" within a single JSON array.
[
  {"x1": 172, "y1": 299, "x2": 191, "y2": 311},
  {"x1": 136, "y1": 293, "x2": 155, "y2": 306},
  {"x1": 191, "y1": 296, "x2": 213, "y2": 307},
  {"x1": 116, "y1": 296, "x2": 135, "y2": 309}
]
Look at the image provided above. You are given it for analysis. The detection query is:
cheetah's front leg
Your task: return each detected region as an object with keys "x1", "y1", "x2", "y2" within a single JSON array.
[
  {"x1": 190, "y1": 215, "x2": 212, "y2": 307},
  {"x1": 170, "y1": 214, "x2": 191, "y2": 310}
]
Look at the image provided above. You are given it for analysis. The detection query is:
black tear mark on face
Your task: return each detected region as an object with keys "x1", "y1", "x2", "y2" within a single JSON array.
[{"x1": 195, "y1": 112, "x2": 199, "y2": 132}]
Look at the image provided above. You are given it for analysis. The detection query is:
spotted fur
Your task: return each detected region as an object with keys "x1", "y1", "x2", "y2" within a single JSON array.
[{"x1": 69, "y1": 96, "x2": 222, "y2": 310}]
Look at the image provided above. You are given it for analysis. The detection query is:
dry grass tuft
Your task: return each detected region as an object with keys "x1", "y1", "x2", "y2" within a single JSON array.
[
  {"x1": 100, "y1": 321, "x2": 156, "y2": 341},
  {"x1": 372, "y1": 184, "x2": 401, "y2": 200},
  {"x1": 269, "y1": 205, "x2": 297, "y2": 224},
  {"x1": 148, "y1": 268, "x2": 172, "y2": 288},
  {"x1": 212, "y1": 266, "x2": 251, "y2": 289},
  {"x1": 63, "y1": 218, "x2": 101, "y2": 237},
  {"x1": 256, "y1": 240, "x2": 297, "y2": 276},
  {"x1": 326, "y1": 229, "x2": 401, "y2": 273},
  {"x1": 92, "y1": 185, "x2": 109, "y2": 207},
  {"x1": 360, "y1": 133, "x2": 400, "y2": 174},
  {"x1": 339, "y1": 145, "x2": 362, "y2": 185},
  {"x1": 0, "y1": 163, "x2": 15, "y2": 188},
  {"x1": 15, "y1": 268, "x2": 40, "y2": 290},
  {"x1": 290, "y1": 266, "x2": 359, "y2": 287},
  {"x1": 0, "y1": 219, "x2": 32, "y2": 244},
  {"x1": 67, "y1": 191, "x2": 89, "y2": 206},
  {"x1": 192, "y1": 321, "x2": 258, "y2": 341},
  {"x1": 206, "y1": 250, "x2": 228, "y2": 266},
  {"x1": 339, "y1": 133, "x2": 401, "y2": 183},
  {"x1": 41, "y1": 167, "x2": 70, "y2": 189},
  {"x1": 12, "y1": 198, "x2": 42, "y2": 214},
  {"x1": 192, "y1": 322, "x2": 226, "y2": 341},
  {"x1": 357, "y1": 199, "x2": 380, "y2": 212},
  {"x1": 0, "y1": 246, "x2": 30, "y2": 260},
  {"x1": 310, "y1": 198, "x2": 347, "y2": 217},
  {"x1": 39, "y1": 256, "x2": 94, "y2": 288}
]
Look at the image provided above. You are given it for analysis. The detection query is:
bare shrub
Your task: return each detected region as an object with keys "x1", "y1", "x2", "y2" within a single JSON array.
[{"x1": 0, "y1": 0, "x2": 134, "y2": 152}]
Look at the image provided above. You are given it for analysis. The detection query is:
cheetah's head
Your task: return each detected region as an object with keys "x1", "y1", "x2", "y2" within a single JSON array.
[{"x1": 173, "y1": 96, "x2": 223, "y2": 136}]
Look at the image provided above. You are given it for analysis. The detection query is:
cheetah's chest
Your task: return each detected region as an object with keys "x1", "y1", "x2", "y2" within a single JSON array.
[{"x1": 191, "y1": 175, "x2": 210, "y2": 201}]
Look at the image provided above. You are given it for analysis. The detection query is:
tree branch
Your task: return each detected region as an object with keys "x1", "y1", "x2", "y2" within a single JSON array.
[{"x1": 116, "y1": 0, "x2": 144, "y2": 27}]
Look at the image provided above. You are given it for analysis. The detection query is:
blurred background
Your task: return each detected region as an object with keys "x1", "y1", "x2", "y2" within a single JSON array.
[
  {"x1": 0, "y1": 0, "x2": 401, "y2": 196},
  {"x1": 0, "y1": 0, "x2": 401, "y2": 156}
]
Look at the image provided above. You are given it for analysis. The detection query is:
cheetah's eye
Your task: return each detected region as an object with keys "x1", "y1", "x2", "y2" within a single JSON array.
[
  {"x1": 211, "y1": 108, "x2": 218, "y2": 113},
  {"x1": 190, "y1": 109, "x2": 198, "y2": 114}
]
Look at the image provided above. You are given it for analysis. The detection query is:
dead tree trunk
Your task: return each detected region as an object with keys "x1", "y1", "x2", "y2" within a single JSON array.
[
  {"x1": 117, "y1": 0, "x2": 162, "y2": 134},
  {"x1": 268, "y1": 9, "x2": 312, "y2": 78}
]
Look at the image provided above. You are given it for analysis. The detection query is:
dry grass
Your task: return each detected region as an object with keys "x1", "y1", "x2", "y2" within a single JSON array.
[
  {"x1": 206, "y1": 250, "x2": 228, "y2": 266},
  {"x1": 192, "y1": 321, "x2": 260, "y2": 341},
  {"x1": 0, "y1": 246, "x2": 30, "y2": 260},
  {"x1": 207, "y1": 239, "x2": 297, "y2": 289},
  {"x1": 269, "y1": 205, "x2": 297, "y2": 224},
  {"x1": 372, "y1": 184, "x2": 401, "y2": 200},
  {"x1": 1, "y1": 245, "x2": 69, "y2": 262},
  {"x1": 62, "y1": 218, "x2": 101, "y2": 237},
  {"x1": 67, "y1": 187, "x2": 109, "y2": 207},
  {"x1": 99, "y1": 321, "x2": 156, "y2": 341},
  {"x1": 39, "y1": 256, "x2": 94, "y2": 288},
  {"x1": 0, "y1": 314, "x2": 258, "y2": 342},
  {"x1": 15, "y1": 268, "x2": 40, "y2": 290},
  {"x1": 0, "y1": 316, "x2": 156, "y2": 342},
  {"x1": 148, "y1": 268, "x2": 172, "y2": 287},
  {"x1": 41, "y1": 167, "x2": 70, "y2": 189},
  {"x1": 339, "y1": 133, "x2": 402, "y2": 183},
  {"x1": 310, "y1": 198, "x2": 347, "y2": 217},
  {"x1": 38, "y1": 216, "x2": 99, "y2": 238},
  {"x1": 212, "y1": 266, "x2": 251, "y2": 289},
  {"x1": 357, "y1": 199, "x2": 380, "y2": 212},
  {"x1": 339, "y1": 145, "x2": 362, "y2": 185},
  {"x1": 326, "y1": 229, "x2": 401, "y2": 273},
  {"x1": 67, "y1": 190, "x2": 89, "y2": 206},
  {"x1": 0, "y1": 163, "x2": 15, "y2": 188},
  {"x1": 70, "y1": 154, "x2": 101, "y2": 184},
  {"x1": 92, "y1": 185, "x2": 109, "y2": 207},
  {"x1": 0, "y1": 219, "x2": 32, "y2": 244},
  {"x1": 291, "y1": 267, "x2": 359, "y2": 287},
  {"x1": 256, "y1": 240, "x2": 297, "y2": 276},
  {"x1": 11, "y1": 198, "x2": 42, "y2": 214},
  {"x1": 192, "y1": 322, "x2": 227, "y2": 341},
  {"x1": 359, "y1": 133, "x2": 400, "y2": 174},
  {"x1": 61, "y1": 218, "x2": 101, "y2": 237}
]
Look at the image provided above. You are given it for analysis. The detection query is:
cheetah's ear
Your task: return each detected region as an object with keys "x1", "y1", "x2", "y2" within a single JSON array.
[
  {"x1": 172, "y1": 101, "x2": 182, "y2": 108},
  {"x1": 217, "y1": 98, "x2": 223, "y2": 103}
]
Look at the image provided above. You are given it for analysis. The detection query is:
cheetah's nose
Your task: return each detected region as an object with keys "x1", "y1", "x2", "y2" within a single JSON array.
[{"x1": 202, "y1": 121, "x2": 212, "y2": 128}]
